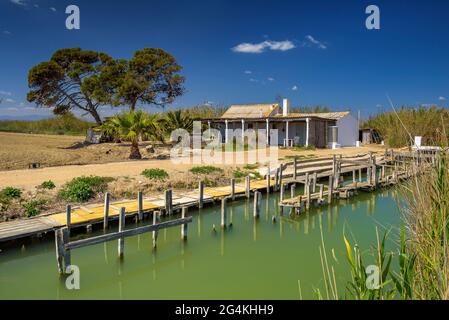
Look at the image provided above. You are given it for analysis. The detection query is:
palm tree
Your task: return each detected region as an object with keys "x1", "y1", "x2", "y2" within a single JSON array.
[
  {"x1": 100, "y1": 110, "x2": 162, "y2": 159},
  {"x1": 163, "y1": 110, "x2": 194, "y2": 133}
]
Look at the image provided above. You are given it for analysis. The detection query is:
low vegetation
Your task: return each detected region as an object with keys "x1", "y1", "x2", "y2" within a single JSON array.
[
  {"x1": 0, "y1": 187, "x2": 22, "y2": 199},
  {"x1": 362, "y1": 106, "x2": 449, "y2": 147},
  {"x1": 0, "y1": 113, "x2": 92, "y2": 135},
  {"x1": 190, "y1": 166, "x2": 223, "y2": 174},
  {"x1": 58, "y1": 176, "x2": 113, "y2": 202},
  {"x1": 141, "y1": 168, "x2": 169, "y2": 180},
  {"x1": 40, "y1": 180, "x2": 56, "y2": 190}
]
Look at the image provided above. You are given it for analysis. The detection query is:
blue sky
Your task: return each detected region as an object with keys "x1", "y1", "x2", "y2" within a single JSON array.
[{"x1": 0, "y1": 0, "x2": 448, "y2": 120}]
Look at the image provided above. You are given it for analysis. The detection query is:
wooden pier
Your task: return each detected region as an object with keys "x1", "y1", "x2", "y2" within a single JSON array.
[{"x1": 0, "y1": 150, "x2": 436, "y2": 245}]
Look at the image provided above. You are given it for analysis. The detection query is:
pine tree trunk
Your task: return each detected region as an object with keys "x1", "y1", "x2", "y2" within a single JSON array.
[
  {"x1": 129, "y1": 140, "x2": 142, "y2": 159},
  {"x1": 90, "y1": 109, "x2": 103, "y2": 125}
]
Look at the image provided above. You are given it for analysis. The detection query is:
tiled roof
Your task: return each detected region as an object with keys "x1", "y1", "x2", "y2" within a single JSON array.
[{"x1": 220, "y1": 104, "x2": 279, "y2": 119}]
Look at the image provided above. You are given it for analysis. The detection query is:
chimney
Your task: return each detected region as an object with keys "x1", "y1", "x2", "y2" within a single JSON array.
[{"x1": 282, "y1": 98, "x2": 289, "y2": 116}]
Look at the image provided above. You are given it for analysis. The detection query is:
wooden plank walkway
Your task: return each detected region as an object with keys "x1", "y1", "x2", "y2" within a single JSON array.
[{"x1": 0, "y1": 150, "x2": 421, "y2": 243}]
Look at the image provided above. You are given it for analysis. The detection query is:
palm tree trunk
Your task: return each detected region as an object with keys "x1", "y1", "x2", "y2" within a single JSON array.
[{"x1": 129, "y1": 140, "x2": 142, "y2": 159}]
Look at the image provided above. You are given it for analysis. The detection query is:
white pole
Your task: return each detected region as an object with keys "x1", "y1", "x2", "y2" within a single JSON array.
[
  {"x1": 285, "y1": 121, "x2": 289, "y2": 147},
  {"x1": 225, "y1": 120, "x2": 229, "y2": 144},
  {"x1": 266, "y1": 118, "x2": 270, "y2": 146},
  {"x1": 241, "y1": 119, "x2": 245, "y2": 145},
  {"x1": 305, "y1": 118, "x2": 310, "y2": 147}
]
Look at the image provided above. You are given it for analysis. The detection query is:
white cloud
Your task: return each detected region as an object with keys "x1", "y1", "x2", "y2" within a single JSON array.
[
  {"x1": 24, "y1": 106, "x2": 36, "y2": 110},
  {"x1": 0, "y1": 91, "x2": 12, "y2": 96},
  {"x1": 34, "y1": 4, "x2": 39, "y2": 8},
  {"x1": 232, "y1": 40, "x2": 296, "y2": 54},
  {"x1": 10, "y1": 0, "x2": 26, "y2": 6},
  {"x1": 439, "y1": 96, "x2": 446, "y2": 101},
  {"x1": 2, "y1": 30, "x2": 11, "y2": 35},
  {"x1": 304, "y1": 35, "x2": 327, "y2": 49},
  {"x1": 291, "y1": 85, "x2": 299, "y2": 91},
  {"x1": 267, "y1": 77, "x2": 275, "y2": 81},
  {"x1": 244, "y1": 70, "x2": 252, "y2": 74},
  {"x1": 5, "y1": 98, "x2": 15, "y2": 103},
  {"x1": 249, "y1": 78, "x2": 259, "y2": 83},
  {"x1": 7, "y1": 107, "x2": 19, "y2": 111},
  {"x1": 50, "y1": 7, "x2": 56, "y2": 12}
]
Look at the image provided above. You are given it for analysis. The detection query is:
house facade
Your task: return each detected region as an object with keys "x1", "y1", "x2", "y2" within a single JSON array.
[{"x1": 202, "y1": 99, "x2": 359, "y2": 149}]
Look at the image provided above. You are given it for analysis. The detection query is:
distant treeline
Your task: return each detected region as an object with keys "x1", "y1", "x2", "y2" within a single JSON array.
[
  {"x1": 0, "y1": 105, "x2": 226, "y2": 136},
  {"x1": 362, "y1": 106, "x2": 449, "y2": 147}
]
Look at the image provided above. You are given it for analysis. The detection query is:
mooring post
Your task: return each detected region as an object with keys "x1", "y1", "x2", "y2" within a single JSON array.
[
  {"x1": 305, "y1": 172, "x2": 309, "y2": 189},
  {"x1": 328, "y1": 176, "x2": 334, "y2": 204},
  {"x1": 381, "y1": 165, "x2": 385, "y2": 180},
  {"x1": 165, "y1": 189, "x2": 173, "y2": 215},
  {"x1": 279, "y1": 164, "x2": 283, "y2": 189},
  {"x1": 66, "y1": 205, "x2": 71, "y2": 237},
  {"x1": 312, "y1": 172, "x2": 317, "y2": 192},
  {"x1": 152, "y1": 211, "x2": 159, "y2": 249},
  {"x1": 198, "y1": 181, "x2": 204, "y2": 209},
  {"x1": 221, "y1": 197, "x2": 227, "y2": 228},
  {"x1": 293, "y1": 158, "x2": 298, "y2": 180},
  {"x1": 274, "y1": 167, "x2": 279, "y2": 191},
  {"x1": 55, "y1": 229, "x2": 64, "y2": 274},
  {"x1": 367, "y1": 166, "x2": 372, "y2": 185},
  {"x1": 181, "y1": 207, "x2": 188, "y2": 240},
  {"x1": 253, "y1": 191, "x2": 261, "y2": 218},
  {"x1": 291, "y1": 184, "x2": 296, "y2": 198},
  {"x1": 62, "y1": 227, "x2": 71, "y2": 272},
  {"x1": 319, "y1": 184, "x2": 324, "y2": 203},
  {"x1": 266, "y1": 168, "x2": 271, "y2": 194},
  {"x1": 230, "y1": 178, "x2": 235, "y2": 200},
  {"x1": 280, "y1": 183, "x2": 284, "y2": 201},
  {"x1": 138, "y1": 191, "x2": 143, "y2": 221},
  {"x1": 118, "y1": 207, "x2": 125, "y2": 258},
  {"x1": 103, "y1": 192, "x2": 110, "y2": 230},
  {"x1": 245, "y1": 176, "x2": 251, "y2": 199},
  {"x1": 332, "y1": 155, "x2": 337, "y2": 175}
]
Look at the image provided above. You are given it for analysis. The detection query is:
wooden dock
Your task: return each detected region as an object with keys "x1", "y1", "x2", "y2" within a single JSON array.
[{"x1": 0, "y1": 150, "x2": 435, "y2": 243}]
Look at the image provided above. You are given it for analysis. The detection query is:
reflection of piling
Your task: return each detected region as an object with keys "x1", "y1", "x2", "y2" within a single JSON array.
[
  {"x1": 118, "y1": 207, "x2": 125, "y2": 258},
  {"x1": 253, "y1": 191, "x2": 261, "y2": 218},
  {"x1": 198, "y1": 181, "x2": 204, "y2": 209},
  {"x1": 181, "y1": 207, "x2": 188, "y2": 240},
  {"x1": 245, "y1": 176, "x2": 250, "y2": 199},
  {"x1": 230, "y1": 178, "x2": 235, "y2": 200},
  {"x1": 103, "y1": 193, "x2": 110, "y2": 230}
]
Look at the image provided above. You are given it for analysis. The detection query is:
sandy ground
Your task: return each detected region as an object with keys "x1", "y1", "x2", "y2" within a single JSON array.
[{"x1": 0, "y1": 132, "x2": 388, "y2": 190}]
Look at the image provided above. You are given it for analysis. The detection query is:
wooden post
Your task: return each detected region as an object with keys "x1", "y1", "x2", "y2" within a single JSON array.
[
  {"x1": 367, "y1": 166, "x2": 372, "y2": 185},
  {"x1": 352, "y1": 170, "x2": 356, "y2": 184},
  {"x1": 293, "y1": 158, "x2": 297, "y2": 180},
  {"x1": 306, "y1": 183, "x2": 311, "y2": 210},
  {"x1": 66, "y1": 205, "x2": 71, "y2": 236},
  {"x1": 62, "y1": 228, "x2": 71, "y2": 272},
  {"x1": 230, "y1": 178, "x2": 235, "y2": 200},
  {"x1": 291, "y1": 184, "x2": 296, "y2": 198},
  {"x1": 253, "y1": 191, "x2": 261, "y2": 218},
  {"x1": 381, "y1": 165, "x2": 385, "y2": 180},
  {"x1": 334, "y1": 161, "x2": 340, "y2": 189},
  {"x1": 245, "y1": 176, "x2": 251, "y2": 198},
  {"x1": 280, "y1": 183, "x2": 284, "y2": 201},
  {"x1": 221, "y1": 197, "x2": 227, "y2": 228},
  {"x1": 332, "y1": 155, "x2": 337, "y2": 175},
  {"x1": 152, "y1": 211, "x2": 159, "y2": 249},
  {"x1": 274, "y1": 167, "x2": 279, "y2": 191},
  {"x1": 165, "y1": 189, "x2": 173, "y2": 215},
  {"x1": 305, "y1": 172, "x2": 309, "y2": 189},
  {"x1": 328, "y1": 176, "x2": 334, "y2": 204},
  {"x1": 103, "y1": 192, "x2": 110, "y2": 230},
  {"x1": 373, "y1": 165, "x2": 379, "y2": 187},
  {"x1": 266, "y1": 169, "x2": 271, "y2": 194},
  {"x1": 358, "y1": 168, "x2": 362, "y2": 182},
  {"x1": 138, "y1": 191, "x2": 143, "y2": 221},
  {"x1": 198, "y1": 181, "x2": 204, "y2": 209},
  {"x1": 312, "y1": 172, "x2": 317, "y2": 192},
  {"x1": 55, "y1": 229, "x2": 64, "y2": 274},
  {"x1": 319, "y1": 184, "x2": 324, "y2": 202},
  {"x1": 181, "y1": 207, "x2": 188, "y2": 240},
  {"x1": 279, "y1": 164, "x2": 283, "y2": 190},
  {"x1": 118, "y1": 207, "x2": 125, "y2": 258}
]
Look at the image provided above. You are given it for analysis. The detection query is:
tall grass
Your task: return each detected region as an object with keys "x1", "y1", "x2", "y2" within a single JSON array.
[
  {"x1": 362, "y1": 106, "x2": 449, "y2": 147},
  {"x1": 0, "y1": 112, "x2": 93, "y2": 135}
]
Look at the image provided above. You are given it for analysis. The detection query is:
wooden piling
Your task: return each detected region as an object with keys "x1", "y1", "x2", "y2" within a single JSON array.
[
  {"x1": 66, "y1": 205, "x2": 71, "y2": 236},
  {"x1": 274, "y1": 167, "x2": 279, "y2": 191},
  {"x1": 230, "y1": 178, "x2": 235, "y2": 200},
  {"x1": 266, "y1": 170, "x2": 271, "y2": 194},
  {"x1": 221, "y1": 197, "x2": 227, "y2": 228},
  {"x1": 165, "y1": 189, "x2": 173, "y2": 215},
  {"x1": 319, "y1": 184, "x2": 324, "y2": 202},
  {"x1": 312, "y1": 172, "x2": 317, "y2": 192},
  {"x1": 62, "y1": 228, "x2": 71, "y2": 271},
  {"x1": 181, "y1": 207, "x2": 188, "y2": 240},
  {"x1": 358, "y1": 168, "x2": 362, "y2": 182},
  {"x1": 55, "y1": 229, "x2": 64, "y2": 274},
  {"x1": 103, "y1": 192, "x2": 110, "y2": 230},
  {"x1": 253, "y1": 191, "x2": 261, "y2": 218},
  {"x1": 152, "y1": 211, "x2": 159, "y2": 249},
  {"x1": 328, "y1": 176, "x2": 334, "y2": 204},
  {"x1": 293, "y1": 158, "x2": 297, "y2": 180},
  {"x1": 352, "y1": 170, "x2": 356, "y2": 184},
  {"x1": 198, "y1": 181, "x2": 204, "y2": 209},
  {"x1": 138, "y1": 191, "x2": 143, "y2": 221},
  {"x1": 118, "y1": 207, "x2": 125, "y2": 258},
  {"x1": 245, "y1": 176, "x2": 251, "y2": 198}
]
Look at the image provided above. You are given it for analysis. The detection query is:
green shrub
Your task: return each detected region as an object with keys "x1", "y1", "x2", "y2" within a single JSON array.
[
  {"x1": 292, "y1": 145, "x2": 316, "y2": 151},
  {"x1": 22, "y1": 200, "x2": 46, "y2": 217},
  {"x1": 141, "y1": 168, "x2": 169, "y2": 180},
  {"x1": 233, "y1": 168, "x2": 247, "y2": 179},
  {"x1": 59, "y1": 176, "x2": 113, "y2": 202},
  {"x1": 190, "y1": 166, "x2": 223, "y2": 174},
  {"x1": 243, "y1": 163, "x2": 259, "y2": 170},
  {"x1": 40, "y1": 180, "x2": 56, "y2": 190},
  {"x1": 0, "y1": 187, "x2": 21, "y2": 199}
]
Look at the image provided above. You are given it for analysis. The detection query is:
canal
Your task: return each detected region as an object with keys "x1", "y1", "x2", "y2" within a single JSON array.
[{"x1": 0, "y1": 188, "x2": 402, "y2": 299}]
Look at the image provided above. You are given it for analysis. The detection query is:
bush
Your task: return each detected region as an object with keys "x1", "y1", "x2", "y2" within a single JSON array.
[
  {"x1": 142, "y1": 168, "x2": 169, "y2": 180},
  {"x1": 58, "y1": 176, "x2": 113, "y2": 202},
  {"x1": 0, "y1": 187, "x2": 21, "y2": 199},
  {"x1": 40, "y1": 180, "x2": 56, "y2": 190},
  {"x1": 190, "y1": 166, "x2": 223, "y2": 174},
  {"x1": 22, "y1": 200, "x2": 46, "y2": 217}
]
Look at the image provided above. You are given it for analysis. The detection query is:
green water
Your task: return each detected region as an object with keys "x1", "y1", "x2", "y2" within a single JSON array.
[{"x1": 0, "y1": 189, "x2": 401, "y2": 299}]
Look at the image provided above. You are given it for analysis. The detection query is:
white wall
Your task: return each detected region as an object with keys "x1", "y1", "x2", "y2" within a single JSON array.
[{"x1": 336, "y1": 113, "x2": 359, "y2": 147}]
